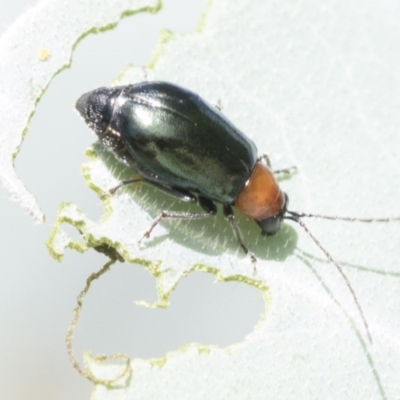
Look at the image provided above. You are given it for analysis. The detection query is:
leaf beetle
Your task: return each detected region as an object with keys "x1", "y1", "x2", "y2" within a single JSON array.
[
  {"x1": 76, "y1": 81, "x2": 400, "y2": 343},
  {"x1": 76, "y1": 81, "x2": 288, "y2": 240}
]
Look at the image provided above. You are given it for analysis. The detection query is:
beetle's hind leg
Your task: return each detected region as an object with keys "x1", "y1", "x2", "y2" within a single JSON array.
[
  {"x1": 106, "y1": 177, "x2": 142, "y2": 196},
  {"x1": 147, "y1": 181, "x2": 197, "y2": 203},
  {"x1": 223, "y1": 205, "x2": 257, "y2": 265},
  {"x1": 104, "y1": 175, "x2": 199, "y2": 202},
  {"x1": 139, "y1": 196, "x2": 217, "y2": 246}
]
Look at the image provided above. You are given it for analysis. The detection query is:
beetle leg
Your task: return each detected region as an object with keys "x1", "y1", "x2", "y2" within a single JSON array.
[
  {"x1": 214, "y1": 99, "x2": 223, "y2": 111},
  {"x1": 257, "y1": 154, "x2": 271, "y2": 167},
  {"x1": 141, "y1": 66, "x2": 148, "y2": 81},
  {"x1": 258, "y1": 154, "x2": 297, "y2": 176},
  {"x1": 198, "y1": 196, "x2": 217, "y2": 213},
  {"x1": 106, "y1": 175, "x2": 197, "y2": 203},
  {"x1": 106, "y1": 178, "x2": 142, "y2": 196},
  {"x1": 139, "y1": 196, "x2": 217, "y2": 245},
  {"x1": 146, "y1": 181, "x2": 197, "y2": 203},
  {"x1": 223, "y1": 205, "x2": 257, "y2": 265},
  {"x1": 257, "y1": 154, "x2": 298, "y2": 175},
  {"x1": 273, "y1": 166, "x2": 298, "y2": 176}
]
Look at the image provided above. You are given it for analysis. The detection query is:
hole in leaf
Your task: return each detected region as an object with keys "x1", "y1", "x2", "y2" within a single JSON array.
[{"x1": 74, "y1": 263, "x2": 265, "y2": 359}]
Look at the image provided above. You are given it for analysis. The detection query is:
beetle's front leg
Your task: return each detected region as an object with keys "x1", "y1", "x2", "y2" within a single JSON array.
[
  {"x1": 273, "y1": 166, "x2": 298, "y2": 176},
  {"x1": 257, "y1": 154, "x2": 271, "y2": 167},
  {"x1": 258, "y1": 154, "x2": 297, "y2": 176},
  {"x1": 223, "y1": 204, "x2": 257, "y2": 266}
]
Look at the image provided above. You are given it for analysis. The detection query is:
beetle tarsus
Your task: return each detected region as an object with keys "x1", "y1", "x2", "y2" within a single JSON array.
[
  {"x1": 258, "y1": 154, "x2": 297, "y2": 177},
  {"x1": 258, "y1": 154, "x2": 271, "y2": 167},
  {"x1": 141, "y1": 66, "x2": 148, "y2": 82},
  {"x1": 215, "y1": 99, "x2": 223, "y2": 111},
  {"x1": 249, "y1": 253, "x2": 258, "y2": 274},
  {"x1": 274, "y1": 166, "x2": 298, "y2": 176},
  {"x1": 106, "y1": 178, "x2": 142, "y2": 196}
]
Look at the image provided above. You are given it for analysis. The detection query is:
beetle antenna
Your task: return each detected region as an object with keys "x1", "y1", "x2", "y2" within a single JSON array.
[
  {"x1": 285, "y1": 211, "x2": 372, "y2": 343},
  {"x1": 289, "y1": 212, "x2": 400, "y2": 223}
]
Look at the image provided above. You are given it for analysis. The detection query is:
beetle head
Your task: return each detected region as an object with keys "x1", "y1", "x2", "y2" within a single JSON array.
[
  {"x1": 256, "y1": 193, "x2": 288, "y2": 235},
  {"x1": 76, "y1": 87, "x2": 122, "y2": 137}
]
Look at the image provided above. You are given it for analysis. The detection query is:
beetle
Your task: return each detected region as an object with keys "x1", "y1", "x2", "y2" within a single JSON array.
[
  {"x1": 76, "y1": 81, "x2": 399, "y2": 343},
  {"x1": 76, "y1": 82, "x2": 288, "y2": 244}
]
